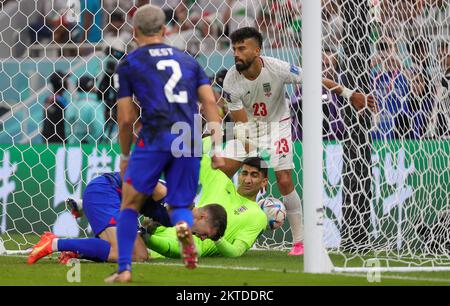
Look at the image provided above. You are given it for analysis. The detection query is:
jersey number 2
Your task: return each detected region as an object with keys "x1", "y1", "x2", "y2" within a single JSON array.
[{"x1": 156, "y1": 60, "x2": 188, "y2": 103}]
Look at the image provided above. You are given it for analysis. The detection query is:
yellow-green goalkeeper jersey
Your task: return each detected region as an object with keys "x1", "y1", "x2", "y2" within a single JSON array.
[
  {"x1": 195, "y1": 137, "x2": 267, "y2": 257},
  {"x1": 146, "y1": 137, "x2": 267, "y2": 258}
]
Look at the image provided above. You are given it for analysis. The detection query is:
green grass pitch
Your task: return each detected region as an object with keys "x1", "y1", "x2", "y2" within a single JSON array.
[{"x1": 1, "y1": 250, "x2": 450, "y2": 286}]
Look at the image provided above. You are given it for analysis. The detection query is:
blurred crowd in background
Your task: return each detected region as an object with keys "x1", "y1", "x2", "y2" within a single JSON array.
[{"x1": 1, "y1": 0, "x2": 449, "y2": 144}]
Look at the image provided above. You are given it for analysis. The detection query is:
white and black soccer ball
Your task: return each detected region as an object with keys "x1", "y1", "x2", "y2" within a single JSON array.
[{"x1": 258, "y1": 197, "x2": 287, "y2": 230}]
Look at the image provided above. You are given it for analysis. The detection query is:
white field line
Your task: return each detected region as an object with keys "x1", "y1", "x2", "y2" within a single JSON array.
[{"x1": 3, "y1": 254, "x2": 450, "y2": 283}]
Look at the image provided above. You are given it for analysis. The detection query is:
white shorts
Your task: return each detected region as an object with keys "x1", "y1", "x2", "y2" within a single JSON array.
[{"x1": 223, "y1": 119, "x2": 294, "y2": 171}]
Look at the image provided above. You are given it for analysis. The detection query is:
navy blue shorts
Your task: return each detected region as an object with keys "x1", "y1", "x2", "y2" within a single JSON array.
[{"x1": 124, "y1": 146, "x2": 200, "y2": 208}]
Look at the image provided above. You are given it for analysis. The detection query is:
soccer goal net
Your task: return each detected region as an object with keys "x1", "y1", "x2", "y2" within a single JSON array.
[
  {"x1": 257, "y1": 0, "x2": 450, "y2": 272},
  {"x1": 1, "y1": 0, "x2": 450, "y2": 272}
]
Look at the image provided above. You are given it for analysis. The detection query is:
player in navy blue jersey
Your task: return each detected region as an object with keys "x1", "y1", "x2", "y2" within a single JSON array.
[
  {"x1": 27, "y1": 173, "x2": 162, "y2": 264},
  {"x1": 27, "y1": 172, "x2": 227, "y2": 265},
  {"x1": 107, "y1": 4, "x2": 224, "y2": 283}
]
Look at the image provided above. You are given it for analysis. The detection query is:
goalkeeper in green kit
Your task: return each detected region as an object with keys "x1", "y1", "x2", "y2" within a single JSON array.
[{"x1": 143, "y1": 137, "x2": 268, "y2": 258}]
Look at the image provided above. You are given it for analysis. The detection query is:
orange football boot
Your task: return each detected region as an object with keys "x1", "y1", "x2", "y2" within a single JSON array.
[{"x1": 27, "y1": 232, "x2": 56, "y2": 264}]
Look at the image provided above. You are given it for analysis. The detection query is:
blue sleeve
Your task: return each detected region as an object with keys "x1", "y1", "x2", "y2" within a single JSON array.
[
  {"x1": 196, "y1": 61, "x2": 211, "y2": 88},
  {"x1": 116, "y1": 61, "x2": 132, "y2": 99}
]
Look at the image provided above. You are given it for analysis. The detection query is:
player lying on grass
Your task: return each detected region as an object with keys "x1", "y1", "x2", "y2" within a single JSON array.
[
  {"x1": 143, "y1": 137, "x2": 268, "y2": 258},
  {"x1": 27, "y1": 172, "x2": 227, "y2": 264}
]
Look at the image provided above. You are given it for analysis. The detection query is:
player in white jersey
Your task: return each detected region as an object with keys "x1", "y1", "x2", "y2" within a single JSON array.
[{"x1": 221, "y1": 27, "x2": 376, "y2": 255}]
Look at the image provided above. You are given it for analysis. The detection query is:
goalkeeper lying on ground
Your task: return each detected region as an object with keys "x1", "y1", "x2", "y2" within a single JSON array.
[
  {"x1": 144, "y1": 137, "x2": 268, "y2": 258},
  {"x1": 27, "y1": 172, "x2": 227, "y2": 264}
]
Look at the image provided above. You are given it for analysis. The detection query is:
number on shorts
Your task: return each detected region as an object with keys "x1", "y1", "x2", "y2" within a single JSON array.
[{"x1": 275, "y1": 138, "x2": 289, "y2": 154}]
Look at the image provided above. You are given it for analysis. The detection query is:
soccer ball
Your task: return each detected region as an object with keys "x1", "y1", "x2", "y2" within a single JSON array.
[{"x1": 258, "y1": 197, "x2": 287, "y2": 230}]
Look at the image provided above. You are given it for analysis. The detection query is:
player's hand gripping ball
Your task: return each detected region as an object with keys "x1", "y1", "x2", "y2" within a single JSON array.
[{"x1": 258, "y1": 197, "x2": 287, "y2": 230}]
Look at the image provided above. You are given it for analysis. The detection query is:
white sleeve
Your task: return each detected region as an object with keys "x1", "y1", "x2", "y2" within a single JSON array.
[
  {"x1": 278, "y1": 60, "x2": 303, "y2": 85},
  {"x1": 222, "y1": 72, "x2": 243, "y2": 111}
]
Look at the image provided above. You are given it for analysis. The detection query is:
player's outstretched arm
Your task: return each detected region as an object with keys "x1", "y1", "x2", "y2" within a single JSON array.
[
  {"x1": 214, "y1": 238, "x2": 249, "y2": 258},
  {"x1": 198, "y1": 84, "x2": 225, "y2": 169},
  {"x1": 322, "y1": 78, "x2": 377, "y2": 113},
  {"x1": 146, "y1": 233, "x2": 182, "y2": 258},
  {"x1": 117, "y1": 97, "x2": 138, "y2": 179}
]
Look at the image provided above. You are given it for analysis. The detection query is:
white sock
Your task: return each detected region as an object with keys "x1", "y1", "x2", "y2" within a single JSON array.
[
  {"x1": 76, "y1": 199, "x2": 83, "y2": 211},
  {"x1": 283, "y1": 190, "x2": 304, "y2": 243},
  {"x1": 52, "y1": 238, "x2": 59, "y2": 252}
]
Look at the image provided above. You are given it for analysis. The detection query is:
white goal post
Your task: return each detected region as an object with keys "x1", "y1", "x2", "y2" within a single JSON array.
[
  {"x1": 301, "y1": 0, "x2": 450, "y2": 273},
  {"x1": 302, "y1": 0, "x2": 333, "y2": 273}
]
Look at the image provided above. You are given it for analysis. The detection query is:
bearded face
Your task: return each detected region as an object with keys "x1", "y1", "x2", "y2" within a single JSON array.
[
  {"x1": 235, "y1": 56, "x2": 255, "y2": 72},
  {"x1": 232, "y1": 39, "x2": 261, "y2": 73}
]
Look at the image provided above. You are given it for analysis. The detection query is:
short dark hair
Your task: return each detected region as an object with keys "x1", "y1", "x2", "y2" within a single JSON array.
[
  {"x1": 242, "y1": 157, "x2": 268, "y2": 178},
  {"x1": 230, "y1": 27, "x2": 263, "y2": 48},
  {"x1": 203, "y1": 204, "x2": 227, "y2": 241}
]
